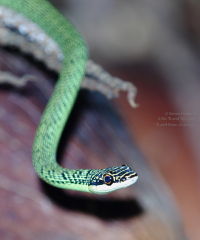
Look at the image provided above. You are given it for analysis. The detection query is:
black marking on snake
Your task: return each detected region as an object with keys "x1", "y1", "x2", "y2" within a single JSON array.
[{"x1": 61, "y1": 173, "x2": 68, "y2": 180}]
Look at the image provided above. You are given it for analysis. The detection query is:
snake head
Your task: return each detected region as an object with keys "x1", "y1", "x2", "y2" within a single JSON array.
[{"x1": 88, "y1": 164, "x2": 138, "y2": 194}]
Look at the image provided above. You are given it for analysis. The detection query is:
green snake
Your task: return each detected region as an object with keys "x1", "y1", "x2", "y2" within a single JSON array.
[{"x1": 0, "y1": 0, "x2": 138, "y2": 194}]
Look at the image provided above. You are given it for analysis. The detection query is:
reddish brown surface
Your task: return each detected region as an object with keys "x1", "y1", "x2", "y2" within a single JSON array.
[{"x1": 112, "y1": 64, "x2": 200, "y2": 240}]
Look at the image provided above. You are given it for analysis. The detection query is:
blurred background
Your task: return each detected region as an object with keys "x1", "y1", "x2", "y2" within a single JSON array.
[{"x1": 0, "y1": 0, "x2": 200, "y2": 239}]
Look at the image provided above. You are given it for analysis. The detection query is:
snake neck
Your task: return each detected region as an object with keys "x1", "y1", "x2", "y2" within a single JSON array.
[{"x1": 37, "y1": 164, "x2": 99, "y2": 193}]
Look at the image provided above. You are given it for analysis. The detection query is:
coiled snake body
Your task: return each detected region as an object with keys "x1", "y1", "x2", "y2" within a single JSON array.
[{"x1": 0, "y1": 0, "x2": 138, "y2": 194}]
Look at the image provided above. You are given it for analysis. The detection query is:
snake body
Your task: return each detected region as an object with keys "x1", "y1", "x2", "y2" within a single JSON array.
[{"x1": 0, "y1": 0, "x2": 138, "y2": 194}]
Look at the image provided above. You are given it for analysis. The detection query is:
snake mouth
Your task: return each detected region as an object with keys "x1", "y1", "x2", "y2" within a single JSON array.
[{"x1": 122, "y1": 175, "x2": 138, "y2": 188}]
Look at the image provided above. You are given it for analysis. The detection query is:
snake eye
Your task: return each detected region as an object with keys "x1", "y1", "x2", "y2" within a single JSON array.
[{"x1": 103, "y1": 174, "x2": 113, "y2": 185}]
